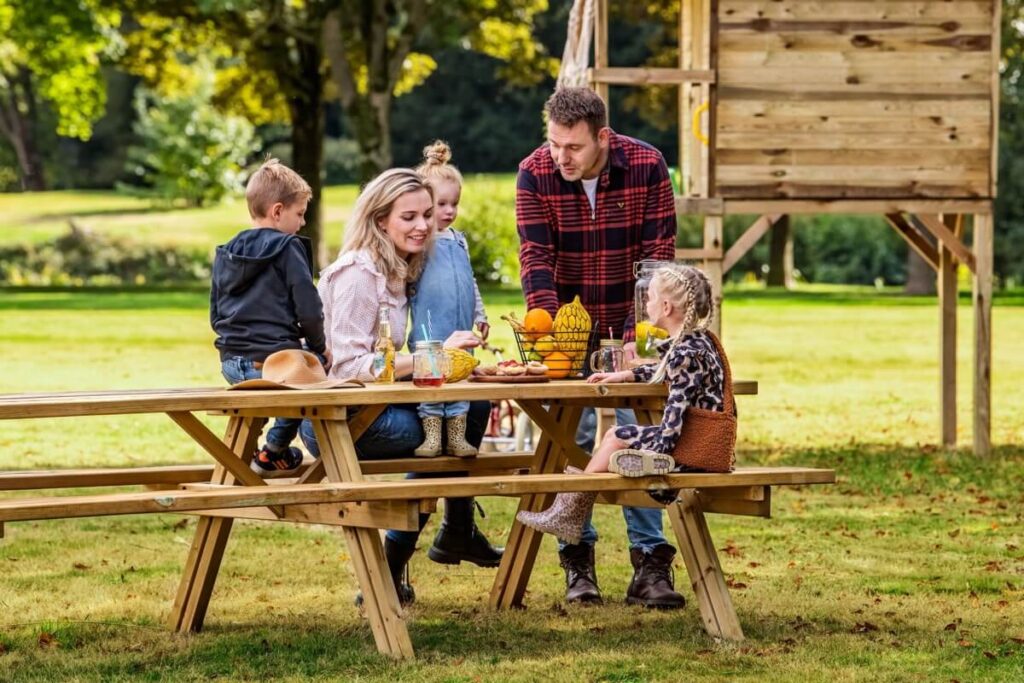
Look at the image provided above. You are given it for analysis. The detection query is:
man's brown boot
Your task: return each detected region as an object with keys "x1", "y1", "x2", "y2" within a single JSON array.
[
  {"x1": 625, "y1": 543, "x2": 686, "y2": 609},
  {"x1": 558, "y1": 542, "x2": 603, "y2": 605}
]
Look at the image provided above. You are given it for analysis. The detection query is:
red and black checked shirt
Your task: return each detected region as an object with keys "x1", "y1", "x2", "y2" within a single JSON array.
[{"x1": 516, "y1": 131, "x2": 677, "y2": 342}]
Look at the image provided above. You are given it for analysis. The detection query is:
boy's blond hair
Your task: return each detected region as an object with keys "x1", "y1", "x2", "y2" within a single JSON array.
[{"x1": 246, "y1": 158, "x2": 313, "y2": 219}]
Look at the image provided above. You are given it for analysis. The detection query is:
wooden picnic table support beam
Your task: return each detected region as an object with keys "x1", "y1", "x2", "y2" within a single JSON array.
[
  {"x1": 938, "y1": 214, "x2": 962, "y2": 447},
  {"x1": 973, "y1": 212, "x2": 994, "y2": 456},
  {"x1": 168, "y1": 414, "x2": 264, "y2": 633},
  {"x1": 313, "y1": 417, "x2": 414, "y2": 660}
]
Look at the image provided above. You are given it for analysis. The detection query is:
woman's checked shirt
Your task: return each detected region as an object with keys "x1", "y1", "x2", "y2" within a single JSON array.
[{"x1": 613, "y1": 331, "x2": 727, "y2": 454}]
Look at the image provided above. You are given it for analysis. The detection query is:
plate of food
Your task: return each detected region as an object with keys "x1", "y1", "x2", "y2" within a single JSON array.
[{"x1": 470, "y1": 360, "x2": 551, "y2": 383}]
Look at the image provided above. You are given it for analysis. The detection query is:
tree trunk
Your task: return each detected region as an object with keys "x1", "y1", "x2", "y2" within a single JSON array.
[
  {"x1": 352, "y1": 92, "x2": 392, "y2": 182},
  {"x1": 905, "y1": 250, "x2": 936, "y2": 295},
  {"x1": 285, "y1": 40, "x2": 326, "y2": 268},
  {"x1": 0, "y1": 68, "x2": 47, "y2": 190},
  {"x1": 766, "y1": 215, "x2": 793, "y2": 288}
]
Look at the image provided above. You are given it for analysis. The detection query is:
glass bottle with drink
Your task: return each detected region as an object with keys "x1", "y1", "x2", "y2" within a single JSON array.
[
  {"x1": 372, "y1": 305, "x2": 395, "y2": 383},
  {"x1": 634, "y1": 260, "x2": 673, "y2": 358}
]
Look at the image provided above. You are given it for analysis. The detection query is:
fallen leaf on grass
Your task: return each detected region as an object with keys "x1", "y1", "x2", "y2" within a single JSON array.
[
  {"x1": 725, "y1": 578, "x2": 748, "y2": 589},
  {"x1": 747, "y1": 562, "x2": 760, "y2": 568},
  {"x1": 852, "y1": 622, "x2": 879, "y2": 633},
  {"x1": 172, "y1": 518, "x2": 189, "y2": 531},
  {"x1": 720, "y1": 541, "x2": 743, "y2": 558},
  {"x1": 944, "y1": 623, "x2": 958, "y2": 631},
  {"x1": 983, "y1": 651, "x2": 997, "y2": 659},
  {"x1": 948, "y1": 529, "x2": 961, "y2": 539},
  {"x1": 1007, "y1": 544, "x2": 1019, "y2": 552},
  {"x1": 0, "y1": 643, "x2": 8, "y2": 656},
  {"x1": 37, "y1": 632, "x2": 57, "y2": 649},
  {"x1": 957, "y1": 639, "x2": 974, "y2": 647},
  {"x1": 72, "y1": 562, "x2": 90, "y2": 571},
  {"x1": 1010, "y1": 636, "x2": 1024, "y2": 644},
  {"x1": 984, "y1": 561, "x2": 1003, "y2": 572}
]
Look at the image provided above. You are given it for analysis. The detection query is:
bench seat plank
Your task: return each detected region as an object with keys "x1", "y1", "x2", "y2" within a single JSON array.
[{"x1": 0, "y1": 467, "x2": 835, "y2": 523}]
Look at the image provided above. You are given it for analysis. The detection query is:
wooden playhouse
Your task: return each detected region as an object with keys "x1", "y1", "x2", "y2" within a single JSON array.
[{"x1": 577, "y1": 0, "x2": 1000, "y2": 453}]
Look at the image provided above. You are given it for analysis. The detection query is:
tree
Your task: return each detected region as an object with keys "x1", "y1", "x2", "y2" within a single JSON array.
[
  {"x1": 323, "y1": 0, "x2": 557, "y2": 181},
  {"x1": 0, "y1": 0, "x2": 120, "y2": 190}
]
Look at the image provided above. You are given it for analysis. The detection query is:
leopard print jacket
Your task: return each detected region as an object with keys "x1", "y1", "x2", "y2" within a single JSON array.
[{"x1": 612, "y1": 331, "x2": 726, "y2": 454}]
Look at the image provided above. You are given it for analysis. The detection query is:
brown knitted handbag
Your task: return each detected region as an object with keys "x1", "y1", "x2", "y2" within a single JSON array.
[{"x1": 671, "y1": 331, "x2": 737, "y2": 473}]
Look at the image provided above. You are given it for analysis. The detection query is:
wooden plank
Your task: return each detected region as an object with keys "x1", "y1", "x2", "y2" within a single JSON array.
[
  {"x1": 718, "y1": 129, "x2": 989, "y2": 150},
  {"x1": 676, "y1": 196, "x2": 725, "y2": 215},
  {"x1": 719, "y1": 30, "x2": 993, "y2": 54},
  {"x1": 186, "y1": 500, "x2": 423, "y2": 530},
  {"x1": 716, "y1": 117, "x2": 991, "y2": 138},
  {"x1": 668, "y1": 490, "x2": 744, "y2": 640},
  {"x1": 884, "y1": 213, "x2": 939, "y2": 271},
  {"x1": 697, "y1": 487, "x2": 771, "y2": 518},
  {"x1": 718, "y1": 182, "x2": 987, "y2": 200},
  {"x1": 720, "y1": 51, "x2": 991, "y2": 70},
  {"x1": 594, "y1": 0, "x2": 608, "y2": 107},
  {"x1": 724, "y1": 198, "x2": 992, "y2": 215},
  {"x1": 717, "y1": 166, "x2": 989, "y2": 187},
  {"x1": 939, "y1": 214, "x2": 960, "y2": 447},
  {"x1": 0, "y1": 465, "x2": 214, "y2": 491},
  {"x1": 973, "y1": 212, "x2": 993, "y2": 456},
  {"x1": 913, "y1": 214, "x2": 977, "y2": 272},
  {"x1": 717, "y1": 148, "x2": 991, "y2": 167},
  {"x1": 590, "y1": 67, "x2": 715, "y2": 84},
  {"x1": 298, "y1": 404, "x2": 385, "y2": 484},
  {"x1": 719, "y1": 18, "x2": 993, "y2": 37},
  {"x1": 677, "y1": 248, "x2": 722, "y2": 260},
  {"x1": 990, "y1": 0, "x2": 1001, "y2": 197},
  {"x1": 719, "y1": 1, "x2": 994, "y2": 22},
  {"x1": 704, "y1": 215, "x2": 724, "y2": 335},
  {"x1": 722, "y1": 214, "x2": 781, "y2": 274},
  {"x1": 718, "y1": 99, "x2": 991, "y2": 118}
]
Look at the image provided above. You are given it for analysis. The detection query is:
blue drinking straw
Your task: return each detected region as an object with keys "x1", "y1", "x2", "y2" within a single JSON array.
[{"x1": 421, "y1": 323, "x2": 439, "y2": 376}]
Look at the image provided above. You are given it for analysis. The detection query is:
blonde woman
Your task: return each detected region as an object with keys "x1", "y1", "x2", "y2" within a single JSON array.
[{"x1": 297, "y1": 168, "x2": 502, "y2": 606}]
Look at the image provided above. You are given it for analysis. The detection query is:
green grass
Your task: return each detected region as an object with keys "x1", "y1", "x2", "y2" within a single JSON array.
[{"x1": 1, "y1": 287, "x2": 1022, "y2": 681}]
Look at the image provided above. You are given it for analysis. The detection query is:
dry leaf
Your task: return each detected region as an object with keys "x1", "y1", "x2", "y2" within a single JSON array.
[
  {"x1": 948, "y1": 529, "x2": 961, "y2": 539},
  {"x1": 747, "y1": 562, "x2": 761, "y2": 568},
  {"x1": 983, "y1": 651, "x2": 997, "y2": 660},
  {"x1": 725, "y1": 578, "x2": 747, "y2": 589},
  {"x1": 944, "y1": 623, "x2": 958, "y2": 631},
  {"x1": 853, "y1": 622, "x2": 879, "y2": 633},
  {"x1": 37, "y1": 632, "x2": 57, "y2": 649},
  {"x1": 1010, "y1": 636, "x2": 1024, "y2": 644},
  {"x1": 172, "y1": 518, "x2": 189, "y2": 530},
  {"x1": 957, "y1": 639, "x2": 973, "y2": 647},
  {"x1": 72, "y1": 562, "x2": 89, "y2": 571}
]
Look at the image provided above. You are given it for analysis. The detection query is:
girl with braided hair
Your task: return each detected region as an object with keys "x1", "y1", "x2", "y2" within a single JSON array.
[{"x1": 517, "y1": 264, "x2": 729, "y2": 544}]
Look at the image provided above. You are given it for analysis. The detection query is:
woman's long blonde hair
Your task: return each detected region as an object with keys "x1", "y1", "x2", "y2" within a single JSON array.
[
  {"x1": 648, "y1": 264, "x2": 714, "y2": 384},
  {"x1": 340, "y1": 168, "x2": 433, "y2": 283}
]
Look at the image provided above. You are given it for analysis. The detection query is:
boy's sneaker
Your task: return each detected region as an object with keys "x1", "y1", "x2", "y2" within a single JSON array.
[{"x1": 250, "y1": 444, "x2": 304, "y2": 477}]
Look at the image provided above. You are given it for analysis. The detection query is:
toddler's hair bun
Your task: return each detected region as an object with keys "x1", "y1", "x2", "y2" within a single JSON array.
[{"x1": 422, "y1": 140, "x2": 452, "y2": 166}]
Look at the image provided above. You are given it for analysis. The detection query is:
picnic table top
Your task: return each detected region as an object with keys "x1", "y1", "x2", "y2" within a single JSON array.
[{"x1": 0, "y1": 379, "x2": 759, "y2": 419}]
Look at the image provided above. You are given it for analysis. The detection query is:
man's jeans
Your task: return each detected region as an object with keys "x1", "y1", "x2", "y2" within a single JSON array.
[
  {"x1": 221, "y1": 356, "x2": 301, "y2": 449},
  {"x1": 559, "y1": 406, "x2": 668, "y2": 553}
]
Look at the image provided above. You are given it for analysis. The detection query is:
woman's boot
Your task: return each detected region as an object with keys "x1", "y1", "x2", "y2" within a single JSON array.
[
  {"x1": 427, "y1": 497, "x2": 503, "y2": 567},
  {"x1": 445, "y1": 413, "x2": 478, "y2": 458},
  {"x1": 516, "y1": 467, "x2": 596, "y2": 545},
  {"x1": 354, "y1": 537, "x2": 416, "y2": 607},
  {"x1": 414, "y1": 416, "x2": 442, "y2": 457}
]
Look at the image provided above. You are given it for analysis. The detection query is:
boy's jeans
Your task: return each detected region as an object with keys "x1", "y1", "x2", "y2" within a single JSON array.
[
  {"x1": 221, "y1": 356, "x2": 301, "y2": 449},
  {"x1": 560, "y1": 406, "x2": 668, "y2": 553}
]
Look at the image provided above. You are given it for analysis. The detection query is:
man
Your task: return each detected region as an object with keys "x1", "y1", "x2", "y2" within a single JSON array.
[{"x1": 516, "y1": 87, "x2": 685, "y2": 609}]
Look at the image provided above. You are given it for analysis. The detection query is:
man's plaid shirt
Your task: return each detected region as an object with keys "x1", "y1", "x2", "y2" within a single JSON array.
[{"x1": 516, "y1": 131, "x2": 677, "y2": 342}]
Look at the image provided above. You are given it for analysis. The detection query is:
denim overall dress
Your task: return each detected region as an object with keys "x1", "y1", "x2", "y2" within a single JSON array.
[{"x1": 409, "y1": 229, "x2": 478, "y2": 418}]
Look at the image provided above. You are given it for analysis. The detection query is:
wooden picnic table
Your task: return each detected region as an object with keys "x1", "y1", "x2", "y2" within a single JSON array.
[{"x1": 0, "y1": 379, "x2": 835, "y2": 659}]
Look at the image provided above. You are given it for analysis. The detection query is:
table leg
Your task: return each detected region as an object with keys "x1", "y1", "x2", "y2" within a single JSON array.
[
  {"x1": 667, "y1": 490, "x2": 744, "y2": 641},
  {"x1": 489, "y1": 401, "x2": 583, "y2": 609},
  {"x1": 313, "y1": 417, "x2": 414, "y2": 660},
  {"x1": 168, "y1": 415, "x2": 264, "y2": 632}
]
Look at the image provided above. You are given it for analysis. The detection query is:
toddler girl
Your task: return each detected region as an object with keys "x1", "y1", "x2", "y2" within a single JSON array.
[
  {"x1": 517, "y1": 264, "x2": 730, "y2": 542},
  {"x1": 410, "y1": 141, "x2": 489, "y2": 457}
]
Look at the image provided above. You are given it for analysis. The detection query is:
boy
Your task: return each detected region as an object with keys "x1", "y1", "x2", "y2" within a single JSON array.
[{"x1": 210, "y1": 158, "x2": 328, "y2": 475}]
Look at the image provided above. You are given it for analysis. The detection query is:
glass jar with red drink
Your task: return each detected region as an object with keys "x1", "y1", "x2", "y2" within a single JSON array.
[{"x1": 412, "y1": 340, "x2": 448, "y2": 387}]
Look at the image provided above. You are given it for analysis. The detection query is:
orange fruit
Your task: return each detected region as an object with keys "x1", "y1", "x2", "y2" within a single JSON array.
[
  {"x1": 523, "y1": 308, "x2": 553, "y2": 337},
  {"x1": 543, "y1": 351, "x2": 572, "y2": 379}
]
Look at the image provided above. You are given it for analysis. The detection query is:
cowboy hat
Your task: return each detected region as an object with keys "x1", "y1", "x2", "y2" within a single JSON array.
[{"x1": 229, "y1": 349, "x2": 362, "y2": 390}]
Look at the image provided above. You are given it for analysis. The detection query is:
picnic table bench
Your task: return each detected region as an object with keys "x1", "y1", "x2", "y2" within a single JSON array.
[{"x1": 0, "y1": 380, "x2": 835, "y2": 659}]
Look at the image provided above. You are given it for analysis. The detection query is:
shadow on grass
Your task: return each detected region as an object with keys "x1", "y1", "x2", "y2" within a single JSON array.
[
  {"x1": 25, "y1": 205, "x2": 194, "y2": 223},
  {"x1": 0, "y1": 287, "x2": 209, "y2": 311}
]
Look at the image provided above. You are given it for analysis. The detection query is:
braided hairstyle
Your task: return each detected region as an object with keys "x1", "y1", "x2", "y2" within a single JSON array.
[{"x1": 647, "y1": 264, "x2": 714, "y2": 384}]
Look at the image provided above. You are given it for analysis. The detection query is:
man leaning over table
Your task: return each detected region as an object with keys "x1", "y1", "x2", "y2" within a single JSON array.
[{"x1": 516, "y1": 87, "x2": 685, "y2": 609}]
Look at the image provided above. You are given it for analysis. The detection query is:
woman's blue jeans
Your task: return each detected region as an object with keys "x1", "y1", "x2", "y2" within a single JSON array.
[{"x1": 298, "y1": 399, "x2": 491, "y2": 548}]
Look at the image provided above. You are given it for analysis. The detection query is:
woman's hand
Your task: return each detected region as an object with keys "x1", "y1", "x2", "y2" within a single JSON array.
[
  {"x1": 586, "y1": 370, "x2": 634, "y2": 384},
  {"x1": 443, "y1": 330, "x2": 483, "y2": 350},
  {"x1": 477, "y1": 322, "x2": 490, "y2": 341}
]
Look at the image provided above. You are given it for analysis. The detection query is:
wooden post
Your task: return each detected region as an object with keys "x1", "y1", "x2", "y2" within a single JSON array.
[
  {"x1": 938, "y1": 214, "x2": 959, "y2": 447},
  {"x1": 593, "y1": 0, "x2": 609, "y2": 108},
  {"x1": 704, "y1": 214, "x2": 724, "y2": 335},
  {"x1": 973, "y1": 213, "x2": 994, "y2": 456}
]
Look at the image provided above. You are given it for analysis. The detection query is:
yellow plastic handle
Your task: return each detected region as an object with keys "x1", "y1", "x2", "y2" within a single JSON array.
[{"x1": 691, "y1": 101, "x2": 709, "y2": 146}]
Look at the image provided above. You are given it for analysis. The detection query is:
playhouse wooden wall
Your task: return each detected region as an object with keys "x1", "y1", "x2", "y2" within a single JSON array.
[{"x1": 714, "y1": 0, "x2": 998, "y2": 200}]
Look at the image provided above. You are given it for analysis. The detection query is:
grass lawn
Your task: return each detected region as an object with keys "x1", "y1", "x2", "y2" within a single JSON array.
[{"x1": 0, "y1": 287, "x2": 1022, "y2": 681}]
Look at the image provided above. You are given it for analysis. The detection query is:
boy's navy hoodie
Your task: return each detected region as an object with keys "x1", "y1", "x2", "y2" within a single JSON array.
[{"x1": 210, "y1": 228, "x2": 326, "y2": 362}]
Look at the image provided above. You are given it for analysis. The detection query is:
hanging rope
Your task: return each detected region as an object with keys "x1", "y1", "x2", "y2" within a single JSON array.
[{"x1": 556, "y1": 0, "x2": 595, "y2": 89}]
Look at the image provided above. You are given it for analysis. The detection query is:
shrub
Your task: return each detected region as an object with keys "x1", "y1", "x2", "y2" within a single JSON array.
[
  {"x1": 0, "y1": 223, "x2": 210, "y2": 286},
  {"x1": 118, "y1": 62, "x2": 259, "y2": 207},
  {"x1": 458, "y1": 174, "x2": 520, "y2": 285}
]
